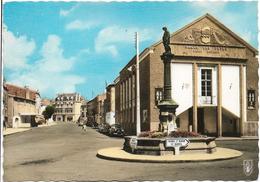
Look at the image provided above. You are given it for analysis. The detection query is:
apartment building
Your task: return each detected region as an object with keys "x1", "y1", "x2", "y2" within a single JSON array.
[{"x1": 53, "y1": 93, "x2": 83, "y2": 122}]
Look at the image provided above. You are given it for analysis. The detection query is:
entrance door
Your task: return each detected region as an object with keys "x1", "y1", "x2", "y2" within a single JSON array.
[{"x1": 197, "y1": 108, "x2": 204, "y2": 134}]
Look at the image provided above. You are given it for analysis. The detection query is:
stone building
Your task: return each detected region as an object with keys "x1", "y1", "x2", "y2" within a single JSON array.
[
  {"x1": 87, "y1": 93, "x2": 106, "y2": 125},
  {"x1": 80, "y1": 100, "x2": 88, "y2": 122},
  {"x1": 5, "y1": 83, "x2": 41, "y2": 128},
  {"x1": 40, "y1": 98, "x2": 51, "y2": 114},
  {"x1": 53, "y1": 93, "x2": 83, "y2": 122},
  {"x1": 3, "y1": 83, "x2": 9, "y2": 127},
  {"x1": 115, "y1": 13, "x2": 258, "y2": 137},
  {"x1": 104, "y1": 84, "x2": 116, "y2": 125}
]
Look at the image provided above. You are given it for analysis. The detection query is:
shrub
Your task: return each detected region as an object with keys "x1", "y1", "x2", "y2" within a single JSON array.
[
  {"x1": 169, "y1": 131, "x2": 202, "y2": 138},
  {"x1": 138, "y1": 130, "x2": 203, "y2": 138},
  {"x1": 150, "y1": 132, "x2": 167, "y2": 138},
  {"x1": 138, "y1": 131, "x2": 153, "y2": 137}
]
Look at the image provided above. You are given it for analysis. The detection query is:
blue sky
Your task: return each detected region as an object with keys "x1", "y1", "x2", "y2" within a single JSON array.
[{"x1": 3, "y1": 1, "x2": 258, "y2": 100}]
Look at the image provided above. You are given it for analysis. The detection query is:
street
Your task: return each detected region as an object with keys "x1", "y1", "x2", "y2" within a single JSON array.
[{"x1": 3, "y1": 123, "x2": 259, "y2": 181}]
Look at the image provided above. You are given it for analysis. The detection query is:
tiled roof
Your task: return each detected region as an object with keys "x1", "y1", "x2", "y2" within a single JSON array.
[{"x1": 5, "y1": 83, "x2": 38, "y2": 101}]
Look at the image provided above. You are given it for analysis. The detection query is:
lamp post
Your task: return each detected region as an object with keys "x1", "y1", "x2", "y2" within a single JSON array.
[{"x1": 135, "y1": 32, "x2": 141, "y2": 136}]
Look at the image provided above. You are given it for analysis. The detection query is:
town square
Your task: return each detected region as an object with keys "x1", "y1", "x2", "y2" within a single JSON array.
[{"x1": 1, "y1": 1, "x2": 259, "y2": 181}]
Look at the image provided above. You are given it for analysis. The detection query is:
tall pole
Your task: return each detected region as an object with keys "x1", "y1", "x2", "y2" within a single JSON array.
[{"x1": 135, "y1": 32, "x2": 141, "y2": 136}]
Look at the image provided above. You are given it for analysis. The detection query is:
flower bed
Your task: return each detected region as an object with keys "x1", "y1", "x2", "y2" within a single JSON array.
[{"x1": 138, "y1": 130, "x2": 204, "y2": 138}]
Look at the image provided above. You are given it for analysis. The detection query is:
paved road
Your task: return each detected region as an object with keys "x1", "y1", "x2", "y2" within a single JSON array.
[{"x1": 4, "y1": 123, "x2": 259, "y2": 181}]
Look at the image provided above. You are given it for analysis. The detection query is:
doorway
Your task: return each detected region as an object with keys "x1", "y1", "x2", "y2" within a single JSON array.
[{"x1": 197, "y1": 108, "x2": 205, "y2": 134}]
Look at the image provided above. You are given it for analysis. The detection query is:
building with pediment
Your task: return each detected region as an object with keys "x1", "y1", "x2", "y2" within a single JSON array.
[{"x1": 115, "y1": 13, "x2": 258, "y2": 137}]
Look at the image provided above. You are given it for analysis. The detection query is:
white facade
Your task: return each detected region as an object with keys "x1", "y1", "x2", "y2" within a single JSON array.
[
  {"x1": 170, "y1": 62, "x2": 248, "y2": 136},
  {"x1": 106, "y1": 112, "x2": 115, "y2": 125},
  {"x1": 54, "y1": 93, "x2": 83, "y2": 122},
  {"x1": 171, "y1": 63, "x2": 193, "y2": 116},
  {"x1": 221, "y1": 65, "x2": 240, "y2": 117}
]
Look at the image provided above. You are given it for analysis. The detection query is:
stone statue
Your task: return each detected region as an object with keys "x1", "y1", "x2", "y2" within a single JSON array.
[{"x1": 162, "y1": 27, "x2": 171, "y2": 54}]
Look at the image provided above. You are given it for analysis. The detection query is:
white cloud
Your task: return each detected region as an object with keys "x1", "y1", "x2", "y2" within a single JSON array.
[
  {"x1": 66, "y1": 20, "x2": 98, "y2": 31},
  {"x1": 95, "y1": 25, "x2": 155, "y2": 57},
  {"x1": 3, "y1": 27, "x2": 36, "y2": 71},
  {"x1": 190, "y1": 1, "x2": 226, "y2": 14},
  {"x1": 38, "y1": 35, "x2": 74, "y2": 72},
  {"x1": 5, "y1": 32, "x2": 85, "y2": 98},
  {"x1": 60, "y1": 4, "x2": 79, "y2": 17}
]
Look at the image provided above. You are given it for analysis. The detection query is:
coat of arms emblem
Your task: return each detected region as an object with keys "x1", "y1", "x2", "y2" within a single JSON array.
[
  {"x1": 201, "y1": 26, "x2": 211, "y2": 44},
  {"x1": 243, "y1": 159, "x2": 253, "y2": 176}
]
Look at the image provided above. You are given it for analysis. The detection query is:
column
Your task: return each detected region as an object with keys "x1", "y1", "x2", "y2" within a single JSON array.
[
  {"x1": 193, "y1": 63, "x2": 198, "y2": 133},
  {"x1": 240, "y1": 65, "x2": 245, "y2": 136},
  {"x1": 217, "y1": 64, "x2": 222, "y2": 137},
  {"x1": 163, "y1": 57, "x2": 172, "y2": 100}
]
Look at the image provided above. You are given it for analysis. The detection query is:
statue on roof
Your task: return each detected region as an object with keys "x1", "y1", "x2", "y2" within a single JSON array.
[{"x1": 162, "y1": 27, "x2": 171, "y2": 54}]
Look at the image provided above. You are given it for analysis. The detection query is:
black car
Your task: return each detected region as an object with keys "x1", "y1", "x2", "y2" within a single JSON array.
[
  {"x1": 86, "y1": 120, "x2": 98, "y2": 128},
  {"x1": 98, "y1": 123, "x2": 111, "y2": 134},
  {"x1": 108, "y1": 124, "x2": 125, "y2": 137}
]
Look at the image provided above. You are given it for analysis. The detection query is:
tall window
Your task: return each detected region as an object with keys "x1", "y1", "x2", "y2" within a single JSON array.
[
  {"x1": 248, "y1": 90, "x2": 255, "y2": 109},
  {"x1": 155, "y1": 88, "x2": 163, "y2": 105},
  {"x1": 201, "y1": 69, "x2": 212, "y2": 104}
]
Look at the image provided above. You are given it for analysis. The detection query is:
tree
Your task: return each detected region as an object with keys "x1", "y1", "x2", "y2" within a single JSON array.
[{"x1": 42, "y1": 105, "x2": 55, "y2": 120}]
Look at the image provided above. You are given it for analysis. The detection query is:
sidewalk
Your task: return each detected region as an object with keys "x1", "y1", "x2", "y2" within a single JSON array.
[
  {"x1": 3, "y1": 128, "x2": 31, "y2": 136},
  {"x1": 216, "y1": 136, "x2": 258, "y2": 141},
  {"x1": 3, "y1": 122, "x2": 57, "y2": 136}
]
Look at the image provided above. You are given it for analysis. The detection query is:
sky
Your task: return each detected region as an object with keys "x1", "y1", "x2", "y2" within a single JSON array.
[{"x1": 3, "y1": 1, "x2": 258, "y2": 100}]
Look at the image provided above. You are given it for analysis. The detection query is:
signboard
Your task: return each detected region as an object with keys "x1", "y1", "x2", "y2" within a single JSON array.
[
  {"x1": 172, "y1": 44, "x2": 246, "y2": 59},
  {"x1": 165, "y1": 138, "x2": 190, "y2": 148},
  {"x1": 130, "y1": 137, "x2": 138, "y2": 148}
]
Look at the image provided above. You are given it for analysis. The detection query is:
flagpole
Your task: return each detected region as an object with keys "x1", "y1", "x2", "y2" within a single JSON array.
[{"x1": 135, "y1": 32, "x2": 141, "y2": 136}]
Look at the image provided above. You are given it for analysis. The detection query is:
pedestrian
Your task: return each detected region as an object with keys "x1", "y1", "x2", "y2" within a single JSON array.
[{"x1": 82, "y1": 124, "x2": 87, "y2": 131}]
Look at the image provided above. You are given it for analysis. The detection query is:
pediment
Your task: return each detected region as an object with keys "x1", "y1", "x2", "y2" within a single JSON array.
[{"x1": 171, "y1": 15, "x2": 244, "y2": 47}]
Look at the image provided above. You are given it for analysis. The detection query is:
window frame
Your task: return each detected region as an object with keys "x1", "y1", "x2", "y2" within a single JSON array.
[
  {"x1": 155, "y1": 87, "x2": 163, "y2": 106},
  {"x1": 247, "y1": 89, "x2": 256, "y2": 109}
]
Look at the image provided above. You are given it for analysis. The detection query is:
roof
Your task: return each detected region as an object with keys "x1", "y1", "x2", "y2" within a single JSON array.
[
  {"x1": 151, "y1": 13, "x2": 258, "y2": 54},
  {"x1": 5, "y1": 83, "x2": 38, "y2": 101},
  {"x1": 119, "y1": 13, "x2": 258, "y2": 75},
  {"x1": 41, "y1": 99, "x2": 51, "y2": 106}
]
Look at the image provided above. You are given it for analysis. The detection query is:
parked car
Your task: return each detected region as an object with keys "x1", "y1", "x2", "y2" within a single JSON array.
[
  {"x1": 98, "y1": 123, "x2": 111, "y2": 134},
  {"x1": 86, "y1": 120, "x2": 98, "y2": 128},
  {"x1": 108, "y1": 124, "x2": 125, "y2": 137},
  {"x1": 91, "y1": 121, "x2": 99, "y2": 129}
]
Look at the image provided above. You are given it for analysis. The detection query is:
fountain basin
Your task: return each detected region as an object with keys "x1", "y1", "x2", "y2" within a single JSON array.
[{"x1": 124, "y1": 136, "x2": 216, "y2": 156}]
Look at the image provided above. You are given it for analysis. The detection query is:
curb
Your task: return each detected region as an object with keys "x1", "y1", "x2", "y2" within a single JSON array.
[
  {"x1": 3, "y1": 128, "x2": 32, "y2": 136},
  {"x1": 97, "y1": 147, "x2": 243, "y2": 163},
  {"x1": 96, "y1": 153, "x2": 242, "y2": 163},
  {"x1": 3, "y1": 123, "x2": 58, "y2": 136},
  {"x1": 216, "y1": 137, "x2": 259, "y2": 141}
]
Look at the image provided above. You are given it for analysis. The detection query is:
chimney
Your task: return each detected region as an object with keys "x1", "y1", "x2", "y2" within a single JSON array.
[{"x1": 24, "y1": 85, "x2": 30, "y2": 99}]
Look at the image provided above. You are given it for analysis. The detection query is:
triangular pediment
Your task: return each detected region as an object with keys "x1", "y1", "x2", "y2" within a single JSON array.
[{"x1": 172, "y1": 14, "x2": 245, "y2": 47}]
